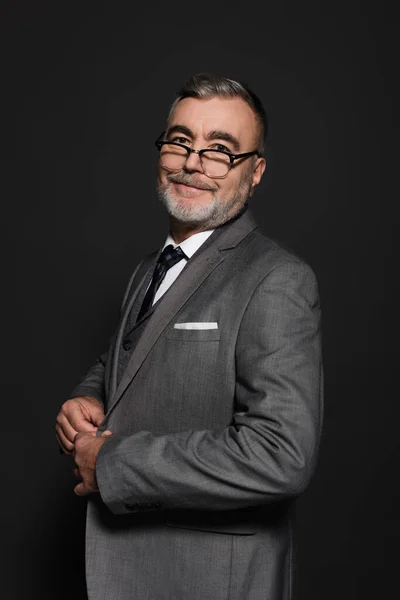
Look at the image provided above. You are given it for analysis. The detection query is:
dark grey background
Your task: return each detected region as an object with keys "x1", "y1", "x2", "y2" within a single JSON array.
[{"x1": 1, "y1": 1, "x2": 397, "y2": 598}]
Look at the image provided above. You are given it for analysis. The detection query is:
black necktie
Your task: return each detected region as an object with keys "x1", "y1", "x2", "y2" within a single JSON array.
[{"x1": 136, "y1": 244, "x2": 187, "y2": 321}]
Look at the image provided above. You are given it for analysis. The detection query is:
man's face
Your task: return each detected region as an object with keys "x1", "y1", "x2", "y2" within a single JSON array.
[{"x1": 157, "y1": 96, "x2": 266, "y2": 229}]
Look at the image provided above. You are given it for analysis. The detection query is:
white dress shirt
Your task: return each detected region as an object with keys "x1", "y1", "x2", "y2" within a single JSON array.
[{"x1": 152, "y1": 229, "x2": 214, "y2": 305}]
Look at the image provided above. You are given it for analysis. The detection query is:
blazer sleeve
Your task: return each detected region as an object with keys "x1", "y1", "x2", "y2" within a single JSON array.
[
  {"x1": 69, "y1": 351, "x2": 108, "y2": 406},
  {"x1": 96, "y1": 259, "x2": 323, "y2": 514}
]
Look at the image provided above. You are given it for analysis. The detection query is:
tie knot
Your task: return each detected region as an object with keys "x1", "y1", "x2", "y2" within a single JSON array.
[{"x1": 158, "y1": 244, "x2": 186, "y2": 269}]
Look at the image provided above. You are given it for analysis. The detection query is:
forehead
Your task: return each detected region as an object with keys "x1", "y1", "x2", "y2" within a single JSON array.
[{"x1": 168, "y1": 96, "x2": 258, "y2": 146}]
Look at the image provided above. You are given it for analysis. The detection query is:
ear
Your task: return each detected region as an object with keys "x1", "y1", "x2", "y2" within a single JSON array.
[{"x1": 250, "y1": 157, "x2": 267, "y2": 195}]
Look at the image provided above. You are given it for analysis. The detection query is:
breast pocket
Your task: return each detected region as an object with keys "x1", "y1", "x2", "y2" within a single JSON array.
[
  {"x1": 161, "y1": 326, "x2": 221, "y2": 429},
  {"x1": 165, "y1": 327, "x2": 220, "y2": 342}
]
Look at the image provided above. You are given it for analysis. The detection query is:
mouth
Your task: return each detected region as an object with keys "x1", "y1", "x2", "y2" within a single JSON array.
[
  {"x1": 168, "y1": 177, "x2": 217, "y2": 194},
  {"x1": 175, "y1": 183, "x2": 209, "y2": 192}
]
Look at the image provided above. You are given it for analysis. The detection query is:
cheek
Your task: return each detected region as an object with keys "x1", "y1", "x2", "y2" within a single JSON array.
[
  {"x1": 222, "y1": 173, "x2": 242, "y2": 197},
  {"x1": 157, "y1": 165, "x2": 168, "y2": 185}
]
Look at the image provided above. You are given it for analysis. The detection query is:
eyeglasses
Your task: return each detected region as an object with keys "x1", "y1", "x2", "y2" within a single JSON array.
[{"x1": 155, "y1": 132, "x2": 261, "y2": 179}]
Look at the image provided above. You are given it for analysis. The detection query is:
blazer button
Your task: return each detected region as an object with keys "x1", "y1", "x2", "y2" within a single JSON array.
[
  {"x1": 122, "y1": 340, "x2": 132, "y2": 351},
  {"x1": 125, "y1": 503, "x2": 138, "y2": 511}
]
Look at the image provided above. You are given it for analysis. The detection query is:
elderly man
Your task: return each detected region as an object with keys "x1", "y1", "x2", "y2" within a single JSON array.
[{"x1": 56, "y1": 72, "x2": 323, "y2": 600}]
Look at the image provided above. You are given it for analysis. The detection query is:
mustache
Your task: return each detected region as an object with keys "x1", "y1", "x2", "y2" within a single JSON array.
[{"x1": 167, "y1": 173, "x2": 218, "y2": 191}]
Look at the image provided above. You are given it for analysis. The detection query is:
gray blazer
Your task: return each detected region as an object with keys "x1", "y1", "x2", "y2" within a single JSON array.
[{"x1": 71, "y1": 210, "x2": 323, "y2": 600}]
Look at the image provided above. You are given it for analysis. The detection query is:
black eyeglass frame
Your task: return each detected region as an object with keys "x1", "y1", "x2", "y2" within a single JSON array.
[{"x1": 155, "y1": 132, "x2": 262, "y2": 179}]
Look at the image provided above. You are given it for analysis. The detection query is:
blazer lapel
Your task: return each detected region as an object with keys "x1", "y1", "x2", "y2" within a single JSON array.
[
  {"x1": 108, "y1": 253, "x2": 156, "y2": 399},
  {"x1": 106, "y1": 210, "x2": 259, "y2": 415}
]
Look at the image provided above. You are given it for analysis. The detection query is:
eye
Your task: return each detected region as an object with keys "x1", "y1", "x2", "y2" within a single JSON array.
[
  {"x1": 170, "y1": 136, "x2": 190, "y2": 145},
  {"x1": 211, "y1": 143, "x2": 230, "y2": 153}
]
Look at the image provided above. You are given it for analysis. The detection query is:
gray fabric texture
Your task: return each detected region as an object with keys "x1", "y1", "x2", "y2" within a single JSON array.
[{"x1": 71, "y1": 209, "x2": 323, "y2": 600}]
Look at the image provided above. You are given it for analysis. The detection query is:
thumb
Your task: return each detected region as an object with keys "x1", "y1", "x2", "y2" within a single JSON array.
[
  {"x1": 89, "y1": 403, "x2": 105, "y2": 427},
  {"x1": 74, "y1": 482, "x2": 86, "y2": 496},
  {"x1": 100, "y1": 430, "x2": 113, "y2": 438}
]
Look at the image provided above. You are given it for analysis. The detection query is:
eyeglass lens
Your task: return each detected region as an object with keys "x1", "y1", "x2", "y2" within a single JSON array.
[{"x1": 160, "y1": 144, "x2": 230, "y2": 177}]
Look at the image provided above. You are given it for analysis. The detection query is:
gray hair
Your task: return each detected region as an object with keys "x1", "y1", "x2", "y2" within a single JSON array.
[{"x1": 167, "y1": 72, "x2": 268, "y2": 153}]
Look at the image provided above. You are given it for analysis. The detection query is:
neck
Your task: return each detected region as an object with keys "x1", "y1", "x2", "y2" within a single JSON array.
[
  {"x1": 169, "y1": 221, "x2": 209, "y2": 244},
  {"x1": 169, "y1": 203, "x2": 249, "y2": 244}
]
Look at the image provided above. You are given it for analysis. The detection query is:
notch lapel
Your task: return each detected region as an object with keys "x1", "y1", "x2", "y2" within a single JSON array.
[{"x1": 108, "y1": 254, "x2": 156, "y2": 399}]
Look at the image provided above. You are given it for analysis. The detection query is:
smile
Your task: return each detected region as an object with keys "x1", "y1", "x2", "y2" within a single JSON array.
[{"x1": 173, "y1": 182, "x2": 211, "y2": 194}]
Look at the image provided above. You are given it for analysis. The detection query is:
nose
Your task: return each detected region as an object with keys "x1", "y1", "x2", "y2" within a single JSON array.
[{"x1": 184, "y1": 149, "x2": 204, "y2": 173}]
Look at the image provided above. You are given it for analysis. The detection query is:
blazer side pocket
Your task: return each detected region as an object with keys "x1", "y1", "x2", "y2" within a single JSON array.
[
  {"x1": 164, "y1": 509, "x2": 257, "y2": 535},
  {"x1": 164, "y1": 520, "x2": 256, "y2": 536}
]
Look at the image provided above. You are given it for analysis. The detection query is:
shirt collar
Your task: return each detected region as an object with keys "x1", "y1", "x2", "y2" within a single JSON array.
[{"x1": 162, "y1": 229, "x2": 215, "y2": 259}]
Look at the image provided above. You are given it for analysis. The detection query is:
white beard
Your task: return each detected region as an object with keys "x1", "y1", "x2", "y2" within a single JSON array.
[{"x1": 157, "y1": 171, "x2": 253, "y2": 229}]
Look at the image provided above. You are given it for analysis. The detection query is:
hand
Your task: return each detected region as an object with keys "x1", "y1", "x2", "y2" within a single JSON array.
[
  {"x1": 56, "y1": 396, "x2": 105, "y2": 455},
  {"x1": 73, "y1": 430, "x2": 113, "y2": 496}
]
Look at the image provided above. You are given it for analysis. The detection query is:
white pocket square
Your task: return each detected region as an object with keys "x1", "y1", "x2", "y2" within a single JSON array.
[{"x1": 174, "y1": 322, "x2": 218, "y2": 330}]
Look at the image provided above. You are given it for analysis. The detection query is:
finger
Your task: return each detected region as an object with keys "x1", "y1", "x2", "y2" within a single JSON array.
[
  {"x1": 87, "y1": 405, "x2": 105, "y2": 427},
  {"x1": 101, "y1": 430, "x2": 113, "y2": 438},
  {"x1": 74, "y1": 482, "x2": 87, "y2": 496},
  {"x1": 74, "y1": 481, "x2": 94, "y2": 496},
  {"x1": 72, "y1": 467, "x2": 81, "y2": 480},
  {"x1": 56, "y1": 432, "x2": 72, "y2": 455},
  {"x1": 55, "y1": 426, "x2": 74, "y2": 454},
  {"x1": 77, "y1": 399, "x2": 105, "y2": 428},
  {"x1": 56, "y1": 413, "x2": 80, "y2": 445},
  {"x1": 68, "y1": 412, "x2": 98, "y2": 434}
]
